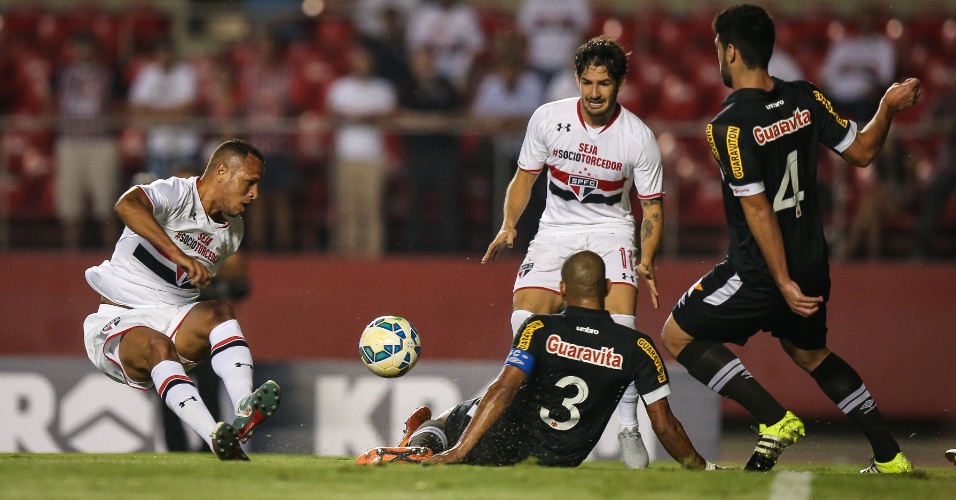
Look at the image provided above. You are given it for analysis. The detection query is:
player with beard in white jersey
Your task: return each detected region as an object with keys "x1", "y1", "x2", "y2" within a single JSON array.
[
  {"x1": 83, "y1": 139, "x2": 280, "y2": 460},
  {"x1": 482, "y1": 37, "x2": 664, "y2": 468}
]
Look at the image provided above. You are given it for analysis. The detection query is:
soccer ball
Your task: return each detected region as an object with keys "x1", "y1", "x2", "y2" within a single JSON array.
[{"x1": 359, "y1": 316, "x2": 421, "y2": 378}]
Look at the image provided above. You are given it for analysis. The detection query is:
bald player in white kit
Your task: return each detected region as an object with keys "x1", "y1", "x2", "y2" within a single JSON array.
[
  {"x1": 483, "y1": 37, "x2": 665, "y2": 468},
  {"x1": 83, "y1": 139, "x2": 279, "y2": 460}
]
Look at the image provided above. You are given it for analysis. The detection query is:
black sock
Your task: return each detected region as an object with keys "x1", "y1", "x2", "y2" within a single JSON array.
[
  {"x1": 407, "y1": 419, "x2": 448, "y2": 453},
  {"x1": 810, "y1": 353, "x2": 900, "y2": 462},
  {"x1": 677, "y1": 340, "x2": 787, "y2": 425}
]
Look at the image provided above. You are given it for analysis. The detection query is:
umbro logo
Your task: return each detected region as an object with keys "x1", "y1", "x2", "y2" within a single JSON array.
[
  {"x1": 178, "y1": 396, "x2": 198, "y2": 408},
  {"x1": 557, "y1": 123, "x2": 571, "y2": 132}
]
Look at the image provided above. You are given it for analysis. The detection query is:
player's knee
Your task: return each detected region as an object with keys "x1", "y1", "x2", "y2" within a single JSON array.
[
  {"x1": 146, "y1": 334, "x2": 178, "y2": 365},
  {"x1": 783, "y1": 343, "x2": 830, "y2": 373},
  {"x1": 196, "y1": 300, "x2": 236, "y2": 328},
  {"x1": 661, "y1": 318, "x2": 685, "y2": 358}
]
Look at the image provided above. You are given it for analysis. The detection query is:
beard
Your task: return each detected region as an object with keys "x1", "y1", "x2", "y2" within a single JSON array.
[
  {"x1": 720, "y1": 58, "x2": 733, "y2": 88},
  {"x1": 581, "y1": 90, "x2": 618, "y2": 117}
]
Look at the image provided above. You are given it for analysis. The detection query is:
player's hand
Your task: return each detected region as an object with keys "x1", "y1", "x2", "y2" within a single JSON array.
[
  {"x1": 882, "y1": 78, "x2": 921, "y2": 113},
  {"x1": 779, "y1": 280, "x2": 823, "y2": 318},
  {"x1": 423, "y1": 448, "x2": 465, "y2": 466},
  {"x1": 172, "y1": 253, "x2": 212, "y2": 288},
  {"x1": 636, "y1": 262, "x2": 659, "y2": 309},
  {"x1": 482, "y1": 227, "x2": 517, "y2": 264}
]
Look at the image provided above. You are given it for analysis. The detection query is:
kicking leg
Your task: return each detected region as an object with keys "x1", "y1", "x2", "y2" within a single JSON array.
[
  {"x1": 783, "y1": 341, "x2": 912, "y2": 473},
  {"x1": 176, "y1": 300, "x2": 280, "y2": 443},
  {"x1": 118, "y1": 327, "x2": 246, "y2": 460},
  {"x1": 663, "y1": 315, "x2": 803, "y2": 471}
]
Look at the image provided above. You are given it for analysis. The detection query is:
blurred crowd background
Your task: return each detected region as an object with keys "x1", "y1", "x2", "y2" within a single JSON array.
[{"x1": 1, "y1": 0, "x2": 955, "y2": 260}]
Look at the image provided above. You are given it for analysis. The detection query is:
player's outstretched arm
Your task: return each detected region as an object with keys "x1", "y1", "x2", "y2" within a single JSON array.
[
  {"x1": 739, "y1": 194, "x2": 822, "y2": 317},
  {"x1": 637, "y1": 197, "x2": 664, "y2": 309},
  {"x1": 645, "y1": 398, "x2": 709, "y2": 469},
  {"x1": 482, "y1": 169, "x2": 539, "y2": 264},
  {"x1": 425, "y1": 366, "x2": 526, "y2": 465},
  {"x1": 115, "y1": 187, "x2": 212, "y2": 288},
  {"x1": 841, "y1": 78, "x2": 922, "y2": 167}
]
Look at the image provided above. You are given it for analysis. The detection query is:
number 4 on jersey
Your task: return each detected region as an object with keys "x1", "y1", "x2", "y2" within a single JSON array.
[{"x1": 773, "y1": 150, "x2": 805, "y2": 218}]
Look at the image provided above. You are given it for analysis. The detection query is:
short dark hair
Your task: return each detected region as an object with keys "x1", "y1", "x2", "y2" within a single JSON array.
[
  {"x1": 208, "y1": 139, "x2": 264, "y2": 168},
  {"x1": 574, "y1": 37, "x2": 629, "y2": 81},
  {"x1": 561, "y1": 250, "x2": 607, "y2": 299},
  {"x1": 713, "y1": 5, "x2": 775, "y2": 70}
]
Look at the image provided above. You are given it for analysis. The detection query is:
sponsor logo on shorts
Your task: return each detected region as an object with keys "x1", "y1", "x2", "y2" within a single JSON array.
[
  {"x1": 101, "y1": 317, "x2": 121, "y2": 333},
  {"x1": 726, "y1": 126, "x2": 743, "y2": 179},
  {"x1": 812, "y1": 90, "x2": 849, "y2": 128},
  {"x1": 516, "y1": 320, "x2": 544, "y2": 350},
  {"x1": 517, "y1": 262, "x2": 534, "y2": 279},
  {"x1": 575, "y1": 326, "x2": 599, "y2": 335},
  {"x1": 638, "y1": 338, "x2": 667, "y2": 383},
  {"x1": 568, "y1": 175, "x2": 598, "y2": 200}
]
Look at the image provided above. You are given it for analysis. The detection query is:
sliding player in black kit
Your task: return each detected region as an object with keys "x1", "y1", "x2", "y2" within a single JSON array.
[
  {"x1": 660, "y1": 5, "x2": 922, "y2": 474},
  {"x1": 356, "y1": 251, "x2": 717, "y2": 469}
]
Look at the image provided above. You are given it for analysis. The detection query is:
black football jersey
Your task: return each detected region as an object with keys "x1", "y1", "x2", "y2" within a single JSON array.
[
  {"x1": 705, "y1": 77, "x2": 856, "y2": 290},
  {"x1": 501, "y1": 306, "x2": 670, "y2": 467}
]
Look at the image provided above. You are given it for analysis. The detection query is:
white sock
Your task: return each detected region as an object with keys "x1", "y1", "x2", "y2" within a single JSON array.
[
  {"x1": 611, "y1": 315, "x2": 640, "y2": 431},
  {"x1": 618, "y1": 383, "x2": 641, "y2": 430},
  {"x1": 152, "y1": 360, "x2": 216, "y2": 449},
  {"x1": 208, "y1": 319, "x2": 254, "y2": 412},
  {"x1": 511, "y1": 310, "x2": 534, "y2": 338}
]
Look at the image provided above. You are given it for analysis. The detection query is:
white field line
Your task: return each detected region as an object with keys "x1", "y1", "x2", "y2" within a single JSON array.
[{"x1": 768, "y1": 471, "x2": 813, "y2": 500}]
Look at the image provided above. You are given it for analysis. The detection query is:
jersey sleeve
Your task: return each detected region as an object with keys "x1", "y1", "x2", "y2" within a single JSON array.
[
  {"x1": 505, "y1": 316, "x2": 548, "y2": 375},
  {"x1": 707, "y1": 120, "x2": 765, "y2": 197},
  {"x1": 632, "y1": 127, "x2": 664, "y2": 199},
  {"x1": 138, "y1": 177, "x2": 190, "y2": 224},
  {"x1": 516, "y1": 105, "x2": 551, "y2": 174},
  {"x1": 632, "y1": 335, "x2": 671, "y2": 405},
  {"x1": 801, "y1": 81, "x2": 858, "y2": 153}
]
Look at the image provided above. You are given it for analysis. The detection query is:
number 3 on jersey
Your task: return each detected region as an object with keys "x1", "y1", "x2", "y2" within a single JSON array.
[
  {"x1": 773, "y1": 150, "x2": 805, "y2": 218},
  {"x1": 540, "y1": 376, "x2": 588, "y2": 430}
]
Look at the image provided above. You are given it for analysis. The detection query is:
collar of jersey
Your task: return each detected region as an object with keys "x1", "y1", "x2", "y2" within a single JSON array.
[
  {"x1": 192, "y1": 177, "x2": 230, "y2": 229},
  {"x1": 562, "y1": 305, "x2": 613, "y2": 320},
  {"x1": 575, "y1": 99, "x2": 622, "y2": 134},
  {"x1": 721, "y1": 76, "x2": 784, "y2": 105}
]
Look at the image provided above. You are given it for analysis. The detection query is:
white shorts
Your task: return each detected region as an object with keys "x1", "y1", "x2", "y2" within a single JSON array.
[
  {"x1": 83, "y1": 303, "x2": 199, "y2": 390},
  {"x1": 513, "y1": 230, "x2": 639, "y2": 294}
]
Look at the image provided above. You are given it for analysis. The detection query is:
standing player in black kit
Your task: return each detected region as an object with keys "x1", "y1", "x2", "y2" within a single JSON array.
[
  {"x1": 661, "y1": 5, "x2": 921, "y2": 473},
  {"x1": 358, "y1": 251, "x2": 716, "y2": 469}
]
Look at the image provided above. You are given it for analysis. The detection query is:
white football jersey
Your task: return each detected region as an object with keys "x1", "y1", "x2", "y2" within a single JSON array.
[
  {"x1": 86, "y1": 176, "x2": 244, "y2": 307},
  {"x1": 517, "y1": 98, "x2": 663, "y2": 233}
]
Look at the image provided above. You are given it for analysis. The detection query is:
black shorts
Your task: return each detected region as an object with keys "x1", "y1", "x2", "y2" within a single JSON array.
[
  {"x1": 443, "y1": 398, "x2": 529, "y2": 466},
  {"x1": 671, "y1": 261, "x2": 831, "y2": 350}
]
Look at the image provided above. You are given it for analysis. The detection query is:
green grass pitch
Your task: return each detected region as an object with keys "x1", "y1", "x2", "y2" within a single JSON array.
[{"x1": 2, "y1": 453, "x2": 954, "y2": 499}]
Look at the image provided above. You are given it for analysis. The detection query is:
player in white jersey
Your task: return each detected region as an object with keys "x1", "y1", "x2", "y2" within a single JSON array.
[
  {"x1": 482, "y1": 38, "x2": 665, "y2": 468},
  {"x1": 83, "y1": 139, "x2": 280, "y2": 461}
]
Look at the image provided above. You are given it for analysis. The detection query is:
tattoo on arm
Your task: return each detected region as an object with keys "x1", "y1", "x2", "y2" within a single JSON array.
[
  {"x1": 639, "y1": 198, "x2": 662, "y2": 243},
  {"x1": 640, "y1": 199, "x2": 663, "y2": 221}
]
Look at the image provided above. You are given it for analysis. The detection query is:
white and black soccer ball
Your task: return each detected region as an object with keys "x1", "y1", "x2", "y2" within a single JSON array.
[{"x1": 359, "y1": 316, "x2": 421, "y2": 378}]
